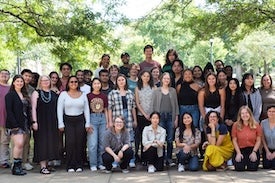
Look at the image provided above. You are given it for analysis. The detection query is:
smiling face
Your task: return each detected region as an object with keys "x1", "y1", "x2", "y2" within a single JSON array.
[
  {"x1": 208, "y1": 112, "x2": 219, "y2": 126},
  {"x1": 116, "y1": 76, "x2": 126, "y2": 89},
  {"x1": 267, "y1": 107, "x2": 275, "y2": 119},
  {"x1": 40, "y1": 76, "x2": 51, "y2": 89},
  {"x1": 228, "y1": 79, "x2": 237, "y2": 91},
  {"x1": 141, "y1": 71, "x2": 150, "y2": 84},
  {"x1": 183, "y1": 70, "x2": 193, "y2": 82},
  {"x1": 92, "y1": 79, "x2": 102, "y2": 92},
  {"x1": 262, "y1": 75, "x2": 272, "y2": 89},
  {"x1": 50, "y1": 73, "x2": 59, "y2": 85},
  {"x1": 151, "y1": 68, "x2": 160, "y2": 80},
  {"x1": 0, "y1": 70, "x2": 10, "y2": 84},
  {"x1": 151, "y1": 113, "x2": 160, "y2": 126},
  {"x1": 218, "y1": 72, "x2": 227, "y2": 83},
  {"x1": 172, "y1": 61, "x2": 183, "y2": 75},
  {"x1": 68, "y1": 77, "x2": 79, "y2": 90},
  {"x1": 13, "y1": 77, "x2": 24, "y2": 91},
  {"x1": 193, "y1": 67, "x2": 202, "y2": 79},
  {"x1": 101, "y1": 56, "x2": 110, "y2": 68},
  {"x1": 240, "y1": 108, "x2": 251, "y2": 122},
  {"x1": 244, "y1": 75, "x2": 254, "y2": 88},
  {"x1": 161, "y1": 73, "x2": 171, "y2": 86},
  {"x1": 114, "y1": 117, "x2": 125, "y2": 131},
  {"x1": 183, "y1": 113, "x2": 193, "y2": 126},
  {"x1": 206, "y1": 74, "x2": 216, "y2": 87}
]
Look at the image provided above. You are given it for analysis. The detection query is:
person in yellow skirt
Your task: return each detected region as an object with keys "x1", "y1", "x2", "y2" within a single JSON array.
[{"x1": 202, "y1": 111, "x2": 234, "y2": 171}]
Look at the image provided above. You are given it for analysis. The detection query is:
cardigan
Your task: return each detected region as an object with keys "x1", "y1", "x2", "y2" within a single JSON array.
[
  {"x1": 5, "y1": 91, "x2": 31, "y2": 129},
  {"x1": 151, "y1": 87, "x2": 179, "y2": 125}
]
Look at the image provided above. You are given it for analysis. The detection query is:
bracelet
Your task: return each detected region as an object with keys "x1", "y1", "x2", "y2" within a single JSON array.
[{"x1": 253, "y1": 150, "x2": 257, "y2": 153}]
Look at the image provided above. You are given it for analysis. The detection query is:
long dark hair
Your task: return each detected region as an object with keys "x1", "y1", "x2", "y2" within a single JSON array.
[
  {"x1": 178, "y1": 112, "x2": 196, "y2": 143},
  {"x1": 115, "y1": 74, "x2": 128, "y2": 90},
  {"x1": 225, "y1": 78, "x2": 242, "y2": 107},
  {"x1": 9, "y1": 75, "x2": 29, "y2": 99},
  {"x1": 192, "y1": 65, "x2": 204, "y2": 81},
  {"x1": 49, "y1": 71, "x2": 62, "y2": 89},
  {"x1": 204, "y1": 72, "x2": 218, "y2": 98},
  {"x1": 137, "y1": 70, "x2": 154, "y2": 90},
  {"x1": 241, "y1": 73, "x2": 256, "y2": 93},
  {"x1": 165, "y1": 49, "x2": 179, "y2": 65}
]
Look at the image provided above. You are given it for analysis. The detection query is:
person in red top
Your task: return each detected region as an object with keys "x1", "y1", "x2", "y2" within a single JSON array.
[
  {"x1": 232, "y1": 106, "x2": 262, "y2": 171},
  {"x1": 139, "y1": 45, "x2": 161, "y2": 72}
]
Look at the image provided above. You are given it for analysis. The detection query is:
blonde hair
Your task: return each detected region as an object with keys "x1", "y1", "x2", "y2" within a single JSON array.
[
  {"x1": 236, "y1": 106, "x2": 257, "y2": 130},
  {"x1": 36, "y1": 75, "x2": 51, "y2": 90}
]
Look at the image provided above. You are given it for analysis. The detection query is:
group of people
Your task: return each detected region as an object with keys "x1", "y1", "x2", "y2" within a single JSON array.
[{"x1": 0, "y1": 44, "x2": 275, "y2": 176}]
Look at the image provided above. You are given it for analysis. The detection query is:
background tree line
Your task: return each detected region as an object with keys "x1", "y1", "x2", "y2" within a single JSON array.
[{"x1": 0, "y1": 0, "x2": 274, "y2": 76}]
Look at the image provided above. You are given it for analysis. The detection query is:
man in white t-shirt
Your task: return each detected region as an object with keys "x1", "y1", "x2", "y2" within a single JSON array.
[{"x1": 76, "y1": 70, "x2": 91, "y2": 95}]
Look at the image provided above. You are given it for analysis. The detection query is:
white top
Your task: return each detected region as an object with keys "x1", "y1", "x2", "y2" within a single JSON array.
[
  {"x1": 57, "y1": 91, "x2": 90, "y2": 128},
  {"x1": 80, "y1": 84, "x2": 91, "y2": 95}
]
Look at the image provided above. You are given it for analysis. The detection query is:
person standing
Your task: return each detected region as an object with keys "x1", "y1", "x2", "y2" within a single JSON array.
[
  {"x1": 94, "y1": 54, "x2": 110, "y2": 78},
  {"x1": 31, "y1": 76, "x2": 59, "y2": 174},
  {"x1": 120, "y1": 52, "x2": 131, "y2": 77},
  {"x1": 76, "y1": 70, "x2": 91, "y2": 95},
  {"x1": 59, "y1": 63, "x2": 72, "y2": 92},
  {"x1": 21, "y1": 69, "x2": 35, "y2": 171},
  {"x1": 87, "y1": 78, "x2": 108, "y2": 171},
  {"x1": 139, "y1": 45, "x2": 161, "y2": 72},
  {"x1": 151, "y1": 72, "x2": 179, "y2": 167},
  {"x1": 0, "y1": 69, "x2": 11, "y2": 168},
  {"x1": 5, "y1": 75, "x2": 31, "y2": 175},
  {"x1": 57, "y1": 76, "x2": 91, "y2": 172},
  {"x1": 108, "y1": 74, "x2": 137, "y2": 168}
]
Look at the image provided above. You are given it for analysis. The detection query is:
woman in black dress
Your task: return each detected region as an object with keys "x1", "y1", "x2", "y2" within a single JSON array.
[{"x1": 32, "y1": 75, "x2": 59, "y2": 174}]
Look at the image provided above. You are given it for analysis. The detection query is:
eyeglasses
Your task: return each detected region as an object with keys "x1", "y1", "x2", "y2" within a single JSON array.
[
  {"x1": 115, "y1": 120, "x2": 124, "y2": 123},
  {"x1": 41, "y1": 80, "x2": 50, "y2": 82},
  {"x1": 70, "y1": 81, "x2": 78, "y2": 83}
]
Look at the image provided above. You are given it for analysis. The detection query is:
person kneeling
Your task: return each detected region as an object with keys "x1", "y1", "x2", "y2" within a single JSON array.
[{"x1": 102, "y1": 116, "x2": 133, "y2": 173}]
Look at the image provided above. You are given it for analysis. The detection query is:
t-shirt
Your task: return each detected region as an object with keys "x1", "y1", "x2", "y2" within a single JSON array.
[
  {"x1": 231, "y1": 122, "x2": 262, "y2": 149},
  {"x1": 139, "y1": 60, "x2": 161, "y2": 72},
  {"x1": 80, "y1": 84, "x2": 91, "y2": 95},
  {"x1": 87, "y1": 92, "x2": 108, "y2": 113},
  {"x1": 0, "y1": 84, "x2": 10, "y2": 126},
  {"x1": 206, "y1": 123, "x2": 228, "y2": 135}
]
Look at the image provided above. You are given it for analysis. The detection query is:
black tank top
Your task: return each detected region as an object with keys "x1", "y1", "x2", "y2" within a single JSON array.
[
  {"x1": 178, "y1": 82, "x2": 198, "y2": 105},
  {"x1": 204, "y1": 90, "x2": 220, "y2": 108}
]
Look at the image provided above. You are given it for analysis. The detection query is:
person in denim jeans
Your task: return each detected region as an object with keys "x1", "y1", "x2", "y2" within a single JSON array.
[
  {"x1": 176, "y1": 69, "x2": 201, "y2": 128},
  {"x1": 87, "y1": 78, "x2": 109, "y2": 171},
  {"x1": 175, "y1": 112, "x2": 201, "y2": 172},
  {"x1": 151, "y1": 73, "x2": 179, "y2": 167}
]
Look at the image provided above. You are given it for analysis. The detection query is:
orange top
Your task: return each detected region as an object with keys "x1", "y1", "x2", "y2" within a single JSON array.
[{"x1": 231, "y1": 122, "x2": 262, "y2": 149}]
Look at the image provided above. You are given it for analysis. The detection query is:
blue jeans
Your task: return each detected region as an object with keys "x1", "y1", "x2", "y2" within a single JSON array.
[
  {"x1": 159, "y1": 112, "x2": 173, "y2": 161},
  {"x1": 177, "y1": 150, "x2": 199, "y2": 171},
  {"x1": 87, "y1": 113, "x2": 107, "y2": 167},
  {"x1": 179, "y1": 105, "x2": 200, "y2": 128}
]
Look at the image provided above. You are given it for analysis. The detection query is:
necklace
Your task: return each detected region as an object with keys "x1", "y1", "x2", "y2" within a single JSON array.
[{"x1": 40, "y1": 90, "x2": 51, "y2": 103}]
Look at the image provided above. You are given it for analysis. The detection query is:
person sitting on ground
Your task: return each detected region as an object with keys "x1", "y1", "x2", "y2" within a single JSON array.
[
  {"x1": 232, "y1": 106, "x2": 262, "y2": 171},
  {"x1": 202, "y1": 111, "x2": 234, "y2": 171},
  {"x1": 102, "y1": 116, "x2": 134, "y2": 174},
  {"x1": 175, "y1": 112, "x2": 201, "y2": 172},
  {"x1": 142, "y1": 112, "x2": 166, "y2": 173}
]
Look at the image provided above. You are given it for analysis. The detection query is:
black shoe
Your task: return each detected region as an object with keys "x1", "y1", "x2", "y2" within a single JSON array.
[{"x1": 12, "y1": 165, "x2": 26, "y2": 176}]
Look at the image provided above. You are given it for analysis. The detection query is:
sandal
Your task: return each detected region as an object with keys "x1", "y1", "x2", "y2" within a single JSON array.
[{"x1": 40, "y1": 167, "x2": 51, "y2": 174}]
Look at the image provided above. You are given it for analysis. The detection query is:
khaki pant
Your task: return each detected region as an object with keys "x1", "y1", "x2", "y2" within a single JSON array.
[{"x1": 0, "y1": 126, "x2": 10, "y2": 164}]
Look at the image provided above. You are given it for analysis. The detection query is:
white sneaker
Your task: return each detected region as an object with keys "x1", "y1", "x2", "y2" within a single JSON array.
[
  {"x1": 98, "y1": 165, "x2": 106, "y2": 170},
  {"x1": 227, "y1": 159, "x2": 233, "y2": 166},
  {"x1": 68, "y1": 168, "x2": 75, "y2": 172},
  {"x1": 112, "y1": 162, "x2": 118, "y2": 169},
  {"x1": 122, "y1": 169, "x2": 129, "y2": 173},
  {"x1": 75, "y1": 168, "x2": 83, "y2": 172},
  {"x1": 178, "y1": 164, "x2": 185, "y2": 172},
  {"x1": 90, "y1": 166, "x2": 97, "y2": 171},
  {"x1": 148, "y1": 165, "x2": 156, "y2": 173},
  {"x1": 105, "y1": 170, "x2": 112, "y2": 174},
  {"x1": 23, "y1": 163, "x2": 33, "y2": 170},
  {"x1": 129, "y1": 162, "x2": 136, "y2": 168}
]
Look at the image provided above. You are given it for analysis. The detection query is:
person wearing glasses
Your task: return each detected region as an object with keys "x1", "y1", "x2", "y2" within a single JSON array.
[
  {"x1": 102, "y1": 116, "x2": 133, "y2": 173},
  {"x1": 57, "y1": 76, "x2": 91, "y2": 172}
]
